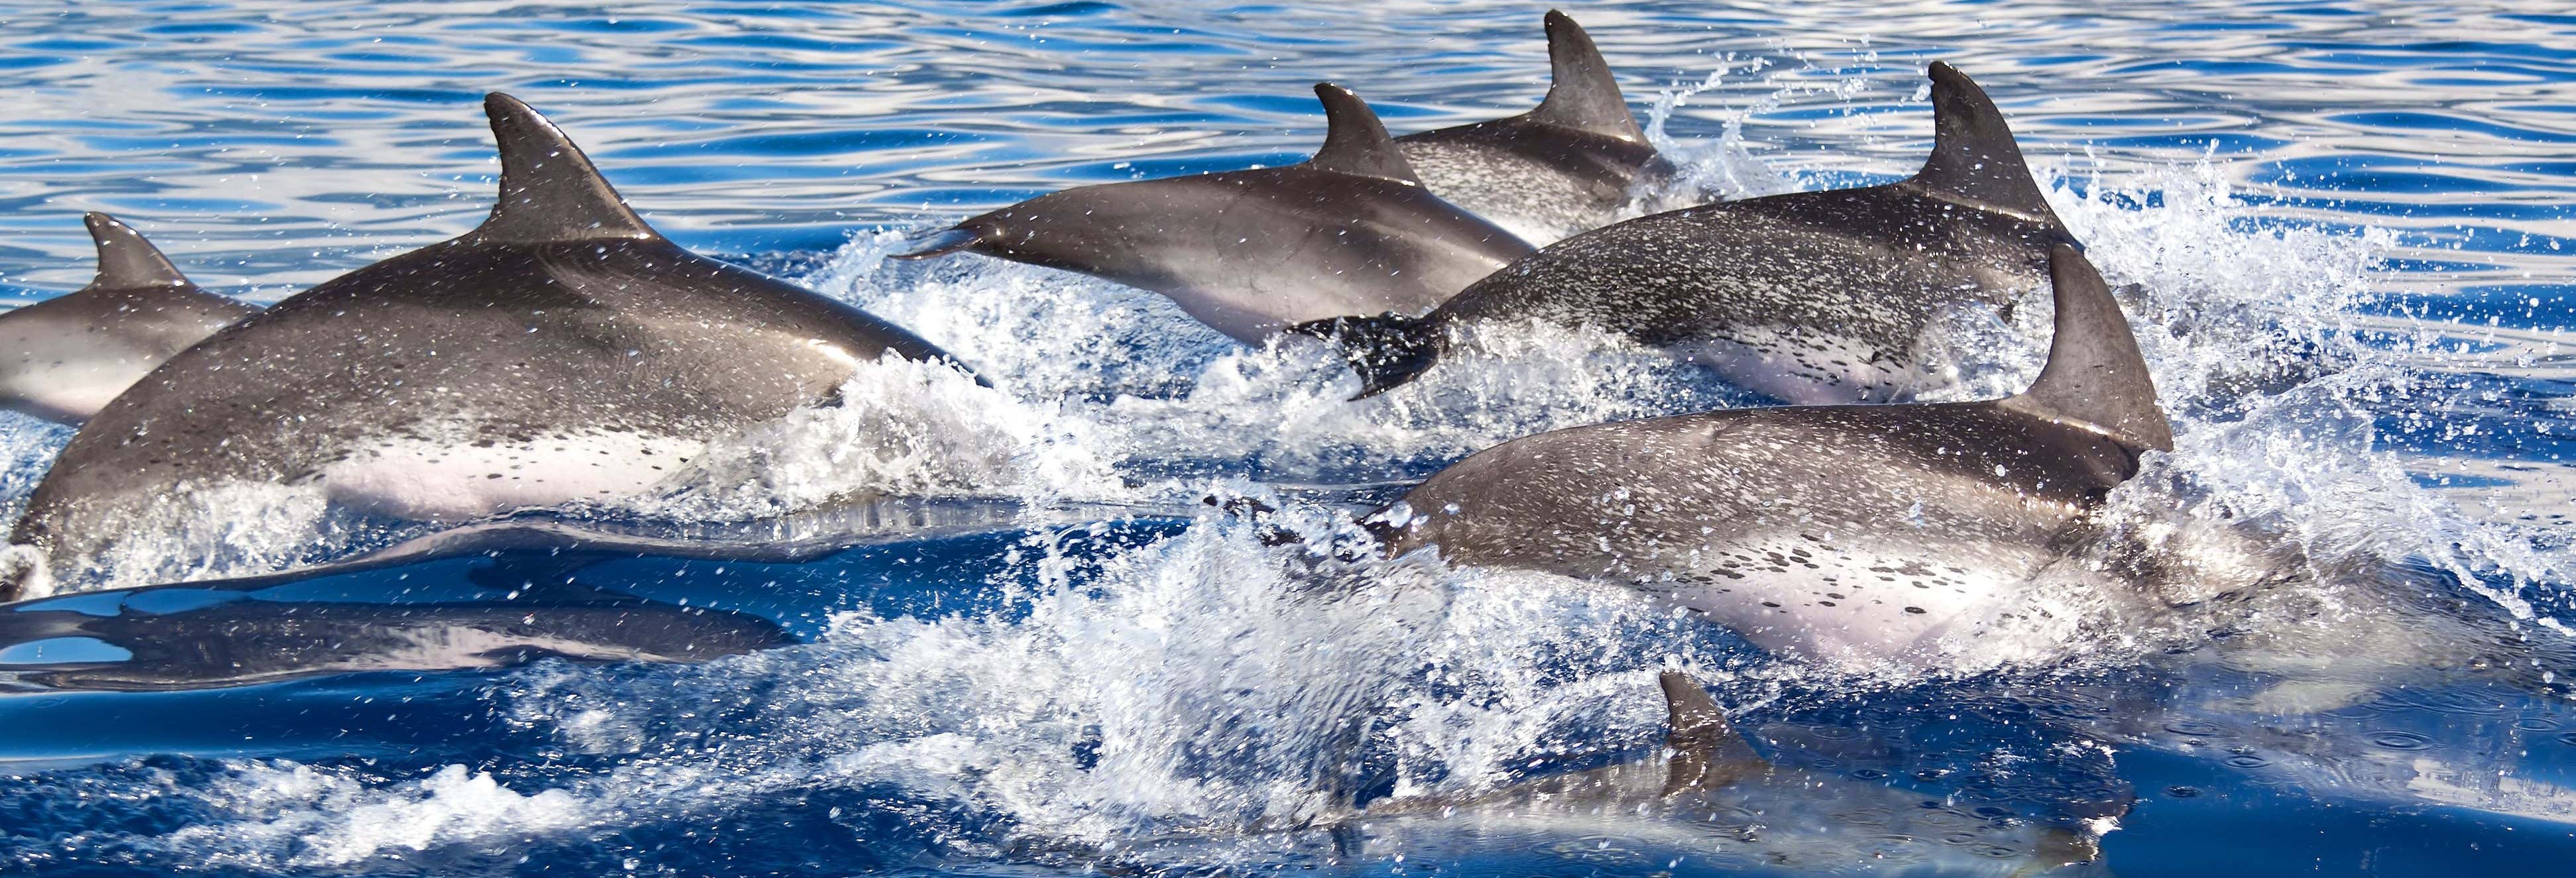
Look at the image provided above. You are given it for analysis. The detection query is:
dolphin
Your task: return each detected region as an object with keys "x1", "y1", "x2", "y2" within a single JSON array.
[
  {"x1": 5, "y1": 93, "x2": 960, "y2": 598},
  {"x1": 892, "y1": 83, "x2": 1534, "y2": 342},
  {"x1": 1391, "y1": 10, "x2": 1668, "y2": 245},
  {"x1": 1346, "y1": 673, "x2": 2119, "y2": 875},
  {"x1": 1297, "y1": 62, "x2": 2079, "y2": 402},
  {"x1": 1368, "y1": 246, "x2": 2172, "y2": 670},
  {"x1": 0, "y1": 213, "x2": 260, "y2": 424},
  {"x1": 0, "y1": 579, "x2": 792, "y2": 691}
]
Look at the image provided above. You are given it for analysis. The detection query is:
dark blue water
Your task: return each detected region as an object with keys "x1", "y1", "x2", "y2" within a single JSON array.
[{"x1": 4, "y1": 1, "x2": 2576, "y2": 875}]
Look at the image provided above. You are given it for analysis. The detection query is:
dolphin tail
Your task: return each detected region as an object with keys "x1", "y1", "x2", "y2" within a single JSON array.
[
  {"x1": 1287, "y1": 311, "x2": 1443, "y2": 399},
  {"x1": 82, "y1": 213, "x2": 195, "y2": 290},
  {"x1": 1528, "y1": 11, "x2": 1645, "y2": 143},
  {"x1": 2005, "y1": 245, "x2": 2172, "y2": 453},
  {"x1": 1657, "y1": 671, "x2": 1765, "y2": 795},
  {"x1": 890, "y1": 225, "x2": 986, "y2": 260},
  {"x1": 1910, "y1": 62, "x2": 2068, "y2": 234}
]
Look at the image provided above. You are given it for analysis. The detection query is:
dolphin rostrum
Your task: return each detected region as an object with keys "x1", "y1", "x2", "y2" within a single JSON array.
[
  {"x1": 5, "y1": 93, "x2": 959, "y2": 598},
  {"x1": 0, "y1": 213, "x2": 260, "y2": 424},
  {"x1": 1370, "y1": 246, "x2": 2169, "y2": 670},
  {"x1": 1299, "y1": 62, "x2": 2078, "y2": 402},
  {"x1": 1392, "y1": 10, "x2": 1668, "y2": 245},
  {"x1": 893, "y1": 83, "x2": 1533, "y2": 342}
]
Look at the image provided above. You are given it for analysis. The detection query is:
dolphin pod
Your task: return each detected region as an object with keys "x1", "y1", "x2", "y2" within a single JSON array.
[
  {"x1": 0, "y1": 213, "x2": 259, "y2": 424},
  {"x1": 5, "y1": 93, "x2": 959, "y2": 598},
  {"x1": 1301, "y1": 61, "x2": 2076, "y2": 402}
]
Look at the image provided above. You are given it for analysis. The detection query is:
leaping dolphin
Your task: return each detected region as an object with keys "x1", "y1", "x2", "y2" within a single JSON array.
[
  {"x1": 0, "y1": 213, "x2": 260, "y2": 424},
  {"x1": 1299, "y1": 62, "x2": 2079, "y2": 402},
  {"x1": 5, "y1": 93, "x2": 961, "y2": 598},
  {"x1": 893, "y1": 83, "x2": 1533, "y2": 343},
  {"x1": 1370, "y1": 246, "x2": 2170, "y2": 670},
  {"x1": 1391, "y1": 10, "x2": 1668, "y2": 245}
]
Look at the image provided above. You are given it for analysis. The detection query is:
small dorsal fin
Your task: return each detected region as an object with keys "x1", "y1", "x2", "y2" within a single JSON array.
[
  {"x1": 1525, "y1": 11, "x2": 1645, "y2": 143},
  {"x1": 1658, "y1": 671, "x2": 1764, "y2": 794},
  {"x1": 1308, "y1": 83, "x2": 1419, "y2": 184},
  {"x1": 82, "y1": 213, "x2": 193, "y2": 290},
  {"x1": 1906, "y1": 62, "x2": 2063, "y2": 227},
  {"x1": 2003, "y1": 245, "x2": 2173, "y2": 453},
  {"x1": 475, "y1": 93, "x2": 658, "y2": 244}
]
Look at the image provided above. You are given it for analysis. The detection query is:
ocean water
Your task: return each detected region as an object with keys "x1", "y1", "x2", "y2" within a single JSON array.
[{"x1": 1, "y1": 0, "x2": 2575, "y2": 875}]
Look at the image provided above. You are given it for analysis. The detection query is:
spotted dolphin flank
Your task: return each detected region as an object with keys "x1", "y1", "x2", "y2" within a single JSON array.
[
  {"x1": 892, "y1": 83, "x2": 1533, "y2": 342},
  {"x1": 5, "y1": 93, "x2": 959, "y2": 598},
  {"x1": 1370, "y1": 246, "x2": 2168, "y2": 670},
  {"x1": 1391, "y1": 10, "x2": 1669, "y2": 245},
  {"x1": 1299, "y1": 62, "x2": 2078, "y2": 402},
  {"x1": 0, "y1": 213, "x2": 260, "y2": 424}
]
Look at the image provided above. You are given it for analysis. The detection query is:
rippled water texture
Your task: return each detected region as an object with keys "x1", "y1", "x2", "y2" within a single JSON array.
[{"x1": 2, "y1": 1, "x2": 2575, "y2": 876}]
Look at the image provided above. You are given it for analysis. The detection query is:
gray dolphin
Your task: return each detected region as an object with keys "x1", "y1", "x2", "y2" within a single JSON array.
[
  {"x1": 0, "y1": 580, "x2": 792, "y2": 691},
  {"x1": 5, "y1": 93, "x2": 959, "y2": 598},
  {"x1": 0, "y1": 213, "x2": 259, "y2": 424},
  {"x1": 1299, "y1": 62, "x2": 2078, "y2": 402},
  {"x1": 1391, "y1": 10, "x2": 1667, "y2": 245},
  {"x1": 892, "y1": 83, "x2": 1534, "y2": 342},
  {"x1": 1370, "y1": 246, "x2": 2170, "y2": 669}
]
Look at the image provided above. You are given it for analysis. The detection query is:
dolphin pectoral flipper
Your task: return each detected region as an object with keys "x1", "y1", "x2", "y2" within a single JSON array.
[
  {"x1": 1658, "y1": 671, "x2": 1765, "y2": 795},
  {"x1": 83, "y1": 213, "x2": 194, "y2": 290},
  {"x1": 1286, "y1": 311, "x2": 1442, "y2": 399},
  {"x1": 1308, "y1": 83, "x2": 1419, "y2": 184},
  {"x1": 475, "y1": 93, "x2": 657, "y2": 244},
  {"x1": 1527, "y1": 9, "x2": 1645, "y2": 143},
  {"x1": 1908, "y1": 62, "x2": 2065, "y2": 228},
  {"x1": 2002, "y1": 245, "x2": 2173, "y2": 453}
]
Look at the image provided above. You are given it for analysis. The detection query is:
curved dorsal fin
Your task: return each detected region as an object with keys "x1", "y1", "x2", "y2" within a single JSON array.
[
  {"x1": 1308, "y1": 83, "x2": 1419, "y2": 184},
  {"x1": 1906, "y1": 62, "x2": 2063, "y2": 227},
  {"x1": 82, "y1": 213, "x2": 194, "y2": 290},
  {"x1": 474, "y1": 93, "x2": 658, "y2": 244},
  {"x1": 1659, "y1": 671, "x2": 1764, "y2": 795},
  {"x1": 2003, "y1": 245, "x2": 2172, "y2": 453},
  {"x1": 1525, "y1": 10, "x2": 1644, "y2": 143}
]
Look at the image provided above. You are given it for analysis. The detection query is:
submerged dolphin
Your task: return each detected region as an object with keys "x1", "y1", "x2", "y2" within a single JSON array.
[
  {"x1": 1391, "y1": 10, "x2": 1667, "y2": 245},
  {"x1": 5, "y1": 93, "x2": 958, "y2": 598},
  {"x1": 1348, "y1": 673, "x2": 2117, "y2": 875},
  {"x1": 1300, "y1": 62, "x2": 2078, "y2": 402},
  {"x1": 1371, "y1": 247, "x2": 2170, "y2": 670},
  {"x1": 0, "y1": 213, "x2": 259, "y2": 424},
  {"x1": 0, "y1": 580, "x2": 792, "y2": 691},
  {"x1": 893, "y1": 83, "x2": 1533, "y2": 342}
]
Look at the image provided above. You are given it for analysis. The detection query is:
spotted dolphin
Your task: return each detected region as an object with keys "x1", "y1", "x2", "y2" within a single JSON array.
[
  {"x1": 1340, "y1": 673, "x2": 2118, "y2": 875},
  {"x1": 1299, "y1": 62, "x2": 2078, "y2": 401},
  {"x1": 5, "y1": 93, "x2": 959, "y2": 598},
  {"x1": 1370, "y1": 246, "x2": 2170, "y2": 671},
  {"x1": 0, "y1": 213, "x2": 259, "y2": 424},
  {"x1": 0, "y1": 578, "x2": 793, "y2": 691},
  {"x1": 1391, "y1": 10, "x2": 1668, "y2": 245},
  {"x1": 893, "y1": 83, "x2": 1533, "y2": 342}
]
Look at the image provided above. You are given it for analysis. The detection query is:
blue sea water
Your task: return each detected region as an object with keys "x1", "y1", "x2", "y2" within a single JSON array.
[{"x1": 1, "y1": 0, "x2": 2575, "y2": 875}]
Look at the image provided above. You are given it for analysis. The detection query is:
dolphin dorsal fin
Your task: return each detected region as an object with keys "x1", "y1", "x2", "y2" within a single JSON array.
[
  {"x1": 82, "y1": 213, "x2": 193, "y2": 290},
  {"x1": 1659, "y1": 671, "x2": 1763, "y2": 794},
  {"x1": 1308, "y1": 83, "x2": 1420, "y2": 184},
  {"x1": 1906, "y1": 62, "x2": 2063, "y2": 227},
  {"x1": 1526, "y1": 11, "x2": 1644, "y2": 143},
  {"x1": 474, "y1": 93, "x2": 658, "y2": 244},
  {"x1": 2003, "y1": 245, "x2": 2173, "y2": 453}
]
